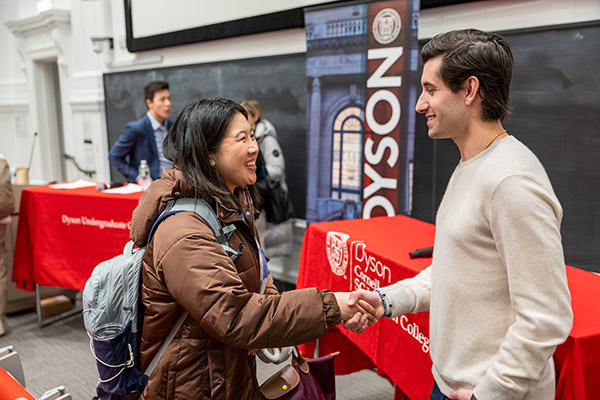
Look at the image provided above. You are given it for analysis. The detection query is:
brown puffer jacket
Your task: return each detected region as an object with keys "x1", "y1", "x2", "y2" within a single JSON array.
[{"x1": 132, "y1": 168, "x2": 341, "y2": 400}]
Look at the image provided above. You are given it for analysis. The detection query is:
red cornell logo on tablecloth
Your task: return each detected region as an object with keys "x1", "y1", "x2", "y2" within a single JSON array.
[{"x1": 326, "y1": 231, "x2": 350, "y2": 276}]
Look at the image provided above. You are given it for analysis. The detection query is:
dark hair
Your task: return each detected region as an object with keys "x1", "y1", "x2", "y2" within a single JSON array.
[
  {"x1": 144, "y1": 81, "x2": 169, "y2": 103},
  {"x1": 163, "y1": 98, "x2": 256, "y2": 209},
  {"x1": 422, "y1": 29, "x2": 513, "y2": 121}
]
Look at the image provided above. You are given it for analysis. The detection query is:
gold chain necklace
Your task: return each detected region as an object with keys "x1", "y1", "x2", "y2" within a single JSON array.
[{"x1": 485, "y1": 129, "x2": 507, "y2": 150}]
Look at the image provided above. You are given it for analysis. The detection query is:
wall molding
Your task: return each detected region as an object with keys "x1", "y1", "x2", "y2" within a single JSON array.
[
  {"x1": 0, "y1": 103, "x2": 28, "y2": 113},
  {"x1": 5, "y1": 9, "x2": 70, "y2": 35}
]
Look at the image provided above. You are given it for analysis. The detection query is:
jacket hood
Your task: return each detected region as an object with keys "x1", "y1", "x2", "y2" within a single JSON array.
[
  {"x1": 130, "y1": 167, "x2": 256, "y2": 246},
  {"x1": 130, "y1": 167, "x2": 193, "y2": 246}
]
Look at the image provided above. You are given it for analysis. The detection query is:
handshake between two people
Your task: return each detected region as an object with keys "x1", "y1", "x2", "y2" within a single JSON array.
[{"x1": 333, "y1": 290, "x2": 385, "y2": 334}]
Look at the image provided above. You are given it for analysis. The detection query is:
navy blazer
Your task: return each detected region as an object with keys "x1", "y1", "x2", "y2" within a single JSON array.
[{"x1": 108, "y1": 115, "x2": 173, "y2": 182}]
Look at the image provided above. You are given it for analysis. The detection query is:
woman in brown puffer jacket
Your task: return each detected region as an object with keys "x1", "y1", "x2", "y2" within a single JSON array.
[{"x1": 131, "y1": 98, "x2": 372, "y2": 399}]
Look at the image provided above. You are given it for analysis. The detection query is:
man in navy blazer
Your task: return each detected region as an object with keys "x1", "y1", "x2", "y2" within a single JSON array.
[{"x1": 109, "y1": 81, "x2": 174, "y2": 182}]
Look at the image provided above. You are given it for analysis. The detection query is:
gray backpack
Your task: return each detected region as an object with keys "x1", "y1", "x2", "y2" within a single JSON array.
[{"x1": 82, "y1": 198, "x2": 240, "y2": 399}]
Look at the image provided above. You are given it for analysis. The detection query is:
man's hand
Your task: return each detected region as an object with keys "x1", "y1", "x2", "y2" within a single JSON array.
[
  {"x1": 447, "y1": 389, "x2": 474, "y2": 400},
  {"x1": 334, "y1": 289, "x2": 385, "y2": 333},
  {"x1": 348, "y1": 289, "x2": 385, "y2": 320}
]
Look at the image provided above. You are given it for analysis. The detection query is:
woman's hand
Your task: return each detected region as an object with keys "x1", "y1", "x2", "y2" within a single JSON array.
[
  {"x1": 348, "y1": 290, "x2": 385, "y2": 318},
  {"x1": 334, "y1": 291, "x2": 381, "y2": 333},
  {"x1": 345, "y1": 289, "x2": 386, "y2": 333}
]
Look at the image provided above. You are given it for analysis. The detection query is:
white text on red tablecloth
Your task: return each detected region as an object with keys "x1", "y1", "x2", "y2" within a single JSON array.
[
  {"x1": 393, "y1": 315, "x2": 429, "y2": 353},
  {"x1": 61, "y1": 214, "x2": 131, "y2": 230},
  {"x1": 326, "y1": 231, "x2": 393, "y2": 290},
  {"x1": 326, "y1": 230, "x2": 431, "y2": 353},
  {"x1": 351, "y1": 241, "x2": 392, "y2": 290}
]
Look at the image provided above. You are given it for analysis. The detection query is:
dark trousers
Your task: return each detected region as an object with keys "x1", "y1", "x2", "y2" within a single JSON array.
[{"x1": 430, "y1": 381, "x2": 451, "y2": 400}]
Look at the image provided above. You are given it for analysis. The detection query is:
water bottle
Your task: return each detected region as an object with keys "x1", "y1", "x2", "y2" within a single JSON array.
[
  {"x1": 9, "y1": 166, "x2": 16, "y2": 184},
  {"x1": 138, "y1": 159, "x2": 151, "y2": 190}
]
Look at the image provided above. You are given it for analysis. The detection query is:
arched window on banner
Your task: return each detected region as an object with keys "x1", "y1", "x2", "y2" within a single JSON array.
[{"x1": 331, "y1": 106, "x2": 363, "y2": 203}]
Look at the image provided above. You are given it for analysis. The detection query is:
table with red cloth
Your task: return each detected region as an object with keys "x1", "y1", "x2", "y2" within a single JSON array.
[
  {"x1": 296, "y1": 215, "x2": 600, "y2": 400},
  {"x1": 0, "y1": 368, "x2": 35, "y2": 400},
  {"x1": 12, "y1": 184, "x2": 142, "y2": 291}
]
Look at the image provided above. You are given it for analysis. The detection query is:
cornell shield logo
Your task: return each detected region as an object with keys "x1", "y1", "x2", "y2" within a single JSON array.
[
  {"x1": 372, "y1": 8, "x2": 401, "y2": 45},
  {"x1": 326, "y1": 231, "x2": 350, "y2": 276}
]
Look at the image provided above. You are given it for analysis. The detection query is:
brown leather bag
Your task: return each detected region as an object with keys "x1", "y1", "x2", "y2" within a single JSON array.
[
  {"x1": 0, "y1": 159, "x2": 14, "y2": 219},
  {"x1": 259, "y1": 348, "x2": 337, "y2": 400},
  {"x1": 260, "y1": 364, "x2": 301, "y2": 399}
]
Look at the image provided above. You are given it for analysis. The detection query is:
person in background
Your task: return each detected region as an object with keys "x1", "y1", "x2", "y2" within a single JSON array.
[
  {"x1": 241, "y1": 99, "x2": 293, "y2": 258},
  {"x1": 109, "y1": 81, "x2": 173, "y2": 183},
  {"x1": 347, "y1": 29, "x2": 573, "y2": 400},
  {"x1": 0, "y1": 154, "x2": 15, "y2": 336},
  {"x1": 132, "y1": 98, "x2": 375, "y2": 399}
]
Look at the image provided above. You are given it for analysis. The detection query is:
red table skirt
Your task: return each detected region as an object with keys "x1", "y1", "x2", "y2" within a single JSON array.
[
  {"x1": 0, "y1": 368, "x2": 35, "y2": 400},
  {"x1": 12, "y1": 184, "x2": 141, "y2": 291},
  {"x1": 296, "y1": 215, "x2": 600, "y2": 400}
]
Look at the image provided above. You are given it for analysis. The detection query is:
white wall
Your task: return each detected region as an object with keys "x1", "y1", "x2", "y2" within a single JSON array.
[
  {"x1": 0, "y1": 1, "x2": 30, "y2": 173},
  {"x1": 1, "y1": 0, "x2": 112, "y2": 182},
  {"x1": 419, "y1": 0, "x2": 600, "y2": 38},
  {"x1": 130, "y1": 0, "x2": 337, "y2": 37},
  {"x1": 0, "y1": 0, "x2": 598, "y2": 183}
]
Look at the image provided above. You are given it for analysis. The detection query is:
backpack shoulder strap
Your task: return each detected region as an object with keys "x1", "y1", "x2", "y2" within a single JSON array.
[
  {"x1": 169, "y1": 198, "x2": 242, "y2": 261},
  {"x1": 170, "y1": 198, "x2": 224, "y2": 238},
  {"x1": 145, "y1": 310, "x2": 187, "y2": 376},
  {"x1": 146, "y1": 197, "x2": 231, "y2": 245},
  {"x1": 146, "y1": 201, "x2": 182, "y2": 246}
]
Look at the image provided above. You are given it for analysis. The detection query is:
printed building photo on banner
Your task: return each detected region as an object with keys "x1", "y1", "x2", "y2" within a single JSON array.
[{"x1": 304, "y1": 0, "x2": 420, "y2": 223}]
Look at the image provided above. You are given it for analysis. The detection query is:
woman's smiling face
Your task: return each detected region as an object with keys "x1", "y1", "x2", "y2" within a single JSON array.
[{"x1": 211, "y1": 112, "x2": 259, "y2": 193}]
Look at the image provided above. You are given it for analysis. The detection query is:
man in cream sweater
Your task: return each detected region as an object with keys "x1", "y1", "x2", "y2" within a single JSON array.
[{"x1": 347, "y1": 29, "x2": 573, "y2": 399}]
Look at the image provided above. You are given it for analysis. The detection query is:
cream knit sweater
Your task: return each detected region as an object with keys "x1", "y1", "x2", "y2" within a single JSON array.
[{"x1": 381, "y1": 136, "x2": 573, "y2": 399}]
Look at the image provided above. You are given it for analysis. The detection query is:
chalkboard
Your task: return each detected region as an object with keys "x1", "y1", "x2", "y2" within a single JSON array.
[
  {"x1": 105, "y1": 22, "x2": 600, "y2": 273},
  {"x1": 103, "y1": 53, "x2": 308, "y2": 217},
  {"x1": 412, "y1": 21, "x2": 600, "y2": 273}
]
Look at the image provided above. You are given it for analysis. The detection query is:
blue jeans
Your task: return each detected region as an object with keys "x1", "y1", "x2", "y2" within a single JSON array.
[{"x1": 430, "y1": 381, "x2": 451, "y2": 400}]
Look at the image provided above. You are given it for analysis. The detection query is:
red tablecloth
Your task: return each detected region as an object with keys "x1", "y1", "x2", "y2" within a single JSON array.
[
  {"x1": 0, "y1": 368, "x2": 35, "y2": 400},
  {"x1": 12, "y1": 184, "x2": 142, "y2": 291},
  {"x1": 296, "y1": 215, "x2": 600, "y2": 400}
]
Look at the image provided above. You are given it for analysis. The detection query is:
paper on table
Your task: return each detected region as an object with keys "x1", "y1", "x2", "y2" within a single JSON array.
[
  {"x1": 49, "y1": 179, "x2": 97, "y2": 189},
  {"x1": 102, "y1": 183, "x2": 143, "y2": 194}
]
